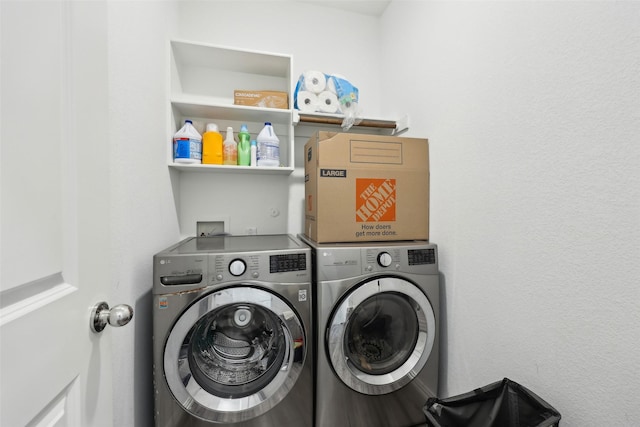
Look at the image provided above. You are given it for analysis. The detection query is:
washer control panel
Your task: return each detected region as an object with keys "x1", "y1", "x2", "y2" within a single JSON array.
[
  {"x1": 153, "y1": 236, "x2": 311, "y2": 292},
  {"x1": 211, "y1": 252, "x2": 309, "y2": 283}
]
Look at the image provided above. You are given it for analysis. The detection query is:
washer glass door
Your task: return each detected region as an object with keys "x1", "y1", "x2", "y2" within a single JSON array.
[
  {"x1": 327, "y1": 277, "x2": 435, "y2": 395},
  {"x1": 164, "y1": 286, "x2": 305, "y2": 422}
]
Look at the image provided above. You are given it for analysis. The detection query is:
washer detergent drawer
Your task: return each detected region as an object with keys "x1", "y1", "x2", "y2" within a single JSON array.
[
  {"x1": 160, "y1": 273, "x2": 202, "y2": 286},
  {"x1": 163, "y1": 286, "x2": 305, "y2": 423},
  {"x1": 327, "y1": 276, "x2": 436, "y2": 395}
]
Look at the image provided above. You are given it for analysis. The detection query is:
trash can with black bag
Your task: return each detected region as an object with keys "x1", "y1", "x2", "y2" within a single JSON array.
[{"x1": 423, "y1": 378, "x2": 561, "y2": 427}]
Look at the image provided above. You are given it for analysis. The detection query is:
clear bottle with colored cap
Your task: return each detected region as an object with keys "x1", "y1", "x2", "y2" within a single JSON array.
[
  {"x1": 223, "y1": 126, "x2": 237, "y2": 165},
  {"x1": 237, "y1": 124, "x2": 251, "y2": 166},
  {"x1": 250, "y1": 140, "x2": 257, "y2": 167}
]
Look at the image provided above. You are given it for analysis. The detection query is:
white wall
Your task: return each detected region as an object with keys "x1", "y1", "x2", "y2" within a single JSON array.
[
  {"x1": 380, "y1": 2, "x2": 640, "y2": 425},
  {"x1": 108, "y1": 1, "x2": 640, "y2": 426},
  {"x1": 108, "y1": 2, "x2": 180, "y2": 426}
]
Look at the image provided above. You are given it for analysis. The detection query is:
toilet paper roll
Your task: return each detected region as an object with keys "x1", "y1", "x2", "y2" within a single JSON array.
[
  {"x1": 296, "y1": 90, "x2": 319, "y2": 113},
  {"x1": 303, "y1": 70, "x2": 327, "y2": 94},
  {"x1": 317, "y1": 91, "x2": 339, "y2": 114}
]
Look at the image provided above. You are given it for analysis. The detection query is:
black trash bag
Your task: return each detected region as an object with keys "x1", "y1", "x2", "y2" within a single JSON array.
[{"x1": 423, "y1": 378, "x2": 561, "y2": 427}]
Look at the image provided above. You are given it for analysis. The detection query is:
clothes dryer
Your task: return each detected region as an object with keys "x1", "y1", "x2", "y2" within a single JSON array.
[
  {"x1": 153, "y1": 235, "x2": 312, "y2": 427},
  {"x1": 300, "y1": 236, "x2": 440, "y2": 427}
]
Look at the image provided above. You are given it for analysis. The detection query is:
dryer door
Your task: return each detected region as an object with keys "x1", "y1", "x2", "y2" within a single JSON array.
[
  {"x1": 164, "y1": 286, "x2": 305, "y2": 422},
  {"x1": 327, "y1": 276, "x2": 436, "y2": 395}
]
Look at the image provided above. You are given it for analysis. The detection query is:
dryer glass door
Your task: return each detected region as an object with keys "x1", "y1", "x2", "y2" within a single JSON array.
[
  {"x1": 164, "y1": 286, "x2": 305, "y2": 423},
  {"x1": 327, "y1": 277, "x2": 436, "y2": 395}
]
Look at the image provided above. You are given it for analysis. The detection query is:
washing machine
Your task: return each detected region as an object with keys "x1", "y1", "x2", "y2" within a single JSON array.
[
  {"x1": 299, "y1": 236, "x2": 440, "y2": 427},
  {"x1": 152, "y1": 235, "x2": 313, "y2": 427}
]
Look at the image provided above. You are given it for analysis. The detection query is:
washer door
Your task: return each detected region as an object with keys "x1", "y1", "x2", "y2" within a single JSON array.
[
  {"x1": 327, "y1": 276, "x2": 436, "y2": 395},
  {"x1": 164, "y1": 286, "x2": 305, "y2": 422}
]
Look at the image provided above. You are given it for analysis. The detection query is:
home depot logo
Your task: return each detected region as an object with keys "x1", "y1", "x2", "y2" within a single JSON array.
[{"x1": 355, "y1": 178, "x2": 396, "y2": 222}]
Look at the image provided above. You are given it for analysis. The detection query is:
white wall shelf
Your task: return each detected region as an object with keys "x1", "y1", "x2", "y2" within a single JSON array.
[
  {"x1": 169, "y1": 39, "x2": 294, "y2": 173},
  {"x1": 168, "y1": 39, "x2": 410, "y2": 175},
  {"x1": 169, "y1": 163, "x2": 293, "y2": 174},
  {"x1": 171, "y1": 97, "x2": 292, "y2": 125}
]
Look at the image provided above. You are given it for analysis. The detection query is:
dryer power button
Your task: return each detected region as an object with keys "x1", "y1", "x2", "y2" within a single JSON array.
[{"x1": 378, "y1": 252, "x2": 393, "y2": 267}]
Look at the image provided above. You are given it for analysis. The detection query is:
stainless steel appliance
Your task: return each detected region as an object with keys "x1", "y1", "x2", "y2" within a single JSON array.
[
  {"x1": 153, "y1": 235, "x2": 312, "y2": 427},
  {"x1": 300, "y1": 236, "x2": 440, "y2": 427}
]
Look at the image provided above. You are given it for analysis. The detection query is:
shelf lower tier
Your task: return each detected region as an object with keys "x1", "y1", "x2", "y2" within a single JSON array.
[{"x1": 169, "y1": 163, "x2": 293, "y2": 175}]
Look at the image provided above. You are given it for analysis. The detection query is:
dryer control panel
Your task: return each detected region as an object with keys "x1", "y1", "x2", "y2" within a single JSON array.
[
  {"x1": 307, "y1": 240, "x2": 438, "y2": 281},
  {"x1": 362, "y1": 246, "x2": 437, "y2": 275},
  {"x1": 407, "y1": 248, "x2": 437, "y2": 265}
]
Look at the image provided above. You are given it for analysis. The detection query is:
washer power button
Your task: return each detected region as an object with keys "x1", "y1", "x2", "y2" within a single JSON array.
[{"x1": 229, "y1": 259, "x2": 246, "y2": 276}]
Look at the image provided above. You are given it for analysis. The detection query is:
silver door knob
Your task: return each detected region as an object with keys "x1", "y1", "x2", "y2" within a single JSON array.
[{"x1": 90, "y1": 301, "x2": 134, "y2": 333}]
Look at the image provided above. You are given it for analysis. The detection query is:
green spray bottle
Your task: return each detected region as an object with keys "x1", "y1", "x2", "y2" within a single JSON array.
[{"x1": 237, "y1": 124, "x2": 251, "y2": 166}]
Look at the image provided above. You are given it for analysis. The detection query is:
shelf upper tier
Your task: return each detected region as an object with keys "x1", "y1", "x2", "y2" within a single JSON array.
[
  {"x1": 171, "y1": 40, "x2": 291, "y2": 77},
  {"x1": 171, "y1": 96, "x2": 292, "y2": 125}
]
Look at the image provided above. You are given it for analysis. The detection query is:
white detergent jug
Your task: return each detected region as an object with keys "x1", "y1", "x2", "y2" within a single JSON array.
[
  {"x1": 256, "y1": 122, "x2": 280, "y2": 167},
  {"x1": 173, "y1": 120, "x2": 202, "y2": 164}
]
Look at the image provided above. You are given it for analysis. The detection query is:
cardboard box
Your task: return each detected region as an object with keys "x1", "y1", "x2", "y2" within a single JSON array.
[
  {"x1": 233, "y1": 90, "x2": 289, "y2": 109},
  {"x1": 304, "y1": 131, "x2": 429, "y2": 243}
]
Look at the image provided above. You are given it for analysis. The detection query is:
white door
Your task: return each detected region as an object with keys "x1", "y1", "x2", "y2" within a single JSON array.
[{"x1": 1, "y1": 2, "x2": 126, "y2": 426}]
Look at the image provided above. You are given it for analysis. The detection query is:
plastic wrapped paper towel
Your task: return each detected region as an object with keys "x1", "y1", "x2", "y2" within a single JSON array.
[
  {"x1": 326, "y1": 76, "x2": 338, "y2": 95},
  {"x1": 328, "y1": 75, "x2": 358, "y2": 113},
  {"x1": 294, "y1": 71, "x2": 358, "y2": 113},
  {"x1": 301, "y1": 70, "x2": 326, "y2": 94},
  {"x1": 317, "y1": 91, "x2": 339, "y2": 113},
  {"x1": 294, "y1": 70, "x2": 360, "y2": 130},
  {"x1": 296, "y1": 91, "x2": 319, "y2": 113}
]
